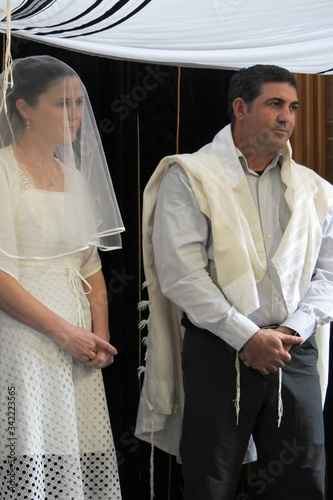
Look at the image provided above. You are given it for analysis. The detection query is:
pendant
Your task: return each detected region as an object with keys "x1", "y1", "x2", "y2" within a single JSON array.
[{"x1": 48, "y1": 179, "x2": 53, "y2": 188}]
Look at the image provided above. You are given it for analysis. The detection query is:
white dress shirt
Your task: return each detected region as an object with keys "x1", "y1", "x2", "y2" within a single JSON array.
[{"x1": 152, "y1": 155, "x2": 333, "y2": 351}]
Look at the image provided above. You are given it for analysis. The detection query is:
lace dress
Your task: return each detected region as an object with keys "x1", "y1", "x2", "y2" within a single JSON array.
[{"x1": 0, "y1": 162, "x2": 122, "y2": 499}]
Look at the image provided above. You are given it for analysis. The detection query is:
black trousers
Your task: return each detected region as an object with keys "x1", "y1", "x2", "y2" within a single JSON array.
[{"x1": 180, "y1": 325, "x2": 325, "y2": 500}]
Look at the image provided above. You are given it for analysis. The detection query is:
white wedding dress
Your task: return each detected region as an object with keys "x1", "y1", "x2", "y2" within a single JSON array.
[{"x1": 0, "y1": 158, "x2": 122, "y2": 499}]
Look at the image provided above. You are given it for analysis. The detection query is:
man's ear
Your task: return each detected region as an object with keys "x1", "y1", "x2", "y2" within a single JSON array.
[
  {"x1": 15, "y1": 99, "x2": 30, "y2": 120},
  {"x1": 232, "y1": 97, "x2": 248, "y2": 121}
]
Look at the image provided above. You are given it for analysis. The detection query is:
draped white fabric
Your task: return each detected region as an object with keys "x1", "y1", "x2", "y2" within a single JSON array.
[{"x1": 0, "y1": 0, "x2": 332, "y2": 74}]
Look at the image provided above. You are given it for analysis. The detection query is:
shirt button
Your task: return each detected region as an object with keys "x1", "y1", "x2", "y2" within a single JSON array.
[
  {"x1": 267, "y1": 234, "x2": 272, "y2": 239},
  {"x1": 262, "y1": 204, "x2": 267, "y2": 209},
  {"x1": 275, "y1": 296, "x2": 280, "y2": 302}
]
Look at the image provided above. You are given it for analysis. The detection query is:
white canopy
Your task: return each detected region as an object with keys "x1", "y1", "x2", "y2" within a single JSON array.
[{"x1": 1, "y1": 0, "x2": 333, "y2": 74}]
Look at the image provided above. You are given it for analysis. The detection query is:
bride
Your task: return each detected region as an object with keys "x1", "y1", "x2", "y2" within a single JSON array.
[{"x1": 0, "y1": 55, "x2": 124, "y2": 499}]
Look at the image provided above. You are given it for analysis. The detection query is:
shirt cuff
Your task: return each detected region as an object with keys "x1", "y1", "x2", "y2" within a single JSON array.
[
  {"x1": 216, "y1": 308, "x2": 259, "y2": 351},
  {"x1": 280, "y1": 310, "x2": 316, "y2": 342}
]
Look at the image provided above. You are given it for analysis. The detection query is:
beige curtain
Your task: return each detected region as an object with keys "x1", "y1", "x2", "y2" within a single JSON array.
[{"x1": 291, "y1": 74, "x2": 327, "y2": 179}]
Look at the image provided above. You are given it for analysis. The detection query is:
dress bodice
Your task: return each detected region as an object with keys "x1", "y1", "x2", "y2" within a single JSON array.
[{"x1": 16, "y1": 161, "x2": 85, "y2": 266}]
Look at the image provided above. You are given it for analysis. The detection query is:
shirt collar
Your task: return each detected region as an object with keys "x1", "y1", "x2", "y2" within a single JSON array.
[{"x1": 235, "y1": 146, "x2": 283, "y2": 176}]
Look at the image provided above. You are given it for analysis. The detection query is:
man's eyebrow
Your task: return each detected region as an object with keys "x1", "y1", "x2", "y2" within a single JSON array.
[{"x1": 265, "y1": 97, "x2": 300, "y2": 106}]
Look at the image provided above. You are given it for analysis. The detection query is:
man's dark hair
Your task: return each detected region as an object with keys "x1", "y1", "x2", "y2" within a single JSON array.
[{"x1": 227, "y1": 64, "x2": 298, "y2": 125}]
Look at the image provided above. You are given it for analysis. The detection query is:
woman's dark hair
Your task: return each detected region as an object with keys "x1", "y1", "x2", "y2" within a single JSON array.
[
  {"x1": 227, "y1": 64, "x2": 298, "y2": 126},
  {"x1": 7, "y1": 56, "x2": 76, "y2": 122}
]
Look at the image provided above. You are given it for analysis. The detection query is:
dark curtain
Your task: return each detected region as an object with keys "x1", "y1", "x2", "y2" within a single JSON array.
[{"x1": 2, "y1": 35, "x2": 333, "y2": 500}]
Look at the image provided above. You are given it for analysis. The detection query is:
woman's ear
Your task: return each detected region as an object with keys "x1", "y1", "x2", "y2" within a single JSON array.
[{"x1": 15, "y1": 99, "x2": 30, "y2": 120}]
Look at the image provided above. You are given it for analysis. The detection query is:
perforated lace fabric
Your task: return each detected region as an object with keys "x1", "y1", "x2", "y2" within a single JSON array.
[{"x1": 0, "y1": 164, "x2": 122, "y2": 498}]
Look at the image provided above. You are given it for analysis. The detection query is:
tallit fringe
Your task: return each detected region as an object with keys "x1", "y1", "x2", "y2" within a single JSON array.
[
  {"x1": 234, "y1": 351, "x2": 241, "y2": 424},
  {"x1": 139, "y1": 318, "x2": 149, "y2": 330},
  {"x1": 137, "y1": 365, "x2": 146, "y2": 378},
  {"x1": 138, "y1": 300, "x2": 150, "y2": 311},
  {"x1": 277, "y1": 367, "x2": 283, "y2": 427},
  {"x1": 137, "y1": 278, "x2": 155, "y2": 498},
  {"x1": 138, "y1": 295, "x2": 150, "y2": 367},
  {"x1": 233, "y1": 353, "x2": 283, "y2": 429},
  {"x1": 150, "y1": 411, "x2": 156, "y2": 499}
]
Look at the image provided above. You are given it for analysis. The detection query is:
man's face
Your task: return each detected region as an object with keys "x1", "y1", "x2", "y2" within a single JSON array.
[{"x1": 236, "y1": 82, "x2": 299, "y2": 159}]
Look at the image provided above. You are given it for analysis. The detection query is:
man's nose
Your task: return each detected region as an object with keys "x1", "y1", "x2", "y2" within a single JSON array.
[{"x1": 277, "y1": 106, "x2": 293, "y2": 123}]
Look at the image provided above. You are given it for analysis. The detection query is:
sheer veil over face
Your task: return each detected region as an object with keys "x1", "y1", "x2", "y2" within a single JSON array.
[
  {"x1": 16, "y1": 75, "x2": 84, "y2": 147},
  {"x1": 0, "y1": 55, "x2": 124, "y2": 261}
]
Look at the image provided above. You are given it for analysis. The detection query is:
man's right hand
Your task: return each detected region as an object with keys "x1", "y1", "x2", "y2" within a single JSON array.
[{"x1": 238, "y1": 329, "x2": 303, "y2": 375}]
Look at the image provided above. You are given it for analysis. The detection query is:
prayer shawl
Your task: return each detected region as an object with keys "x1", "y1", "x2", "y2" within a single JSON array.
[{"x1": 135, "y1": 124, "x2": 333, "y2": 462}]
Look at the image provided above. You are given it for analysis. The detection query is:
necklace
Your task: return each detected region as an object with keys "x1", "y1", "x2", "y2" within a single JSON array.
[{"x1": 17, "y1": 144, "x2": 56, "y2": 188}]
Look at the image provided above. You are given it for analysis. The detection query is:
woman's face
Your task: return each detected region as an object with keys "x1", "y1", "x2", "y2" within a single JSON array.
[{"x1": 21, "y1": 75, "x2": 84, "y2": 145}]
